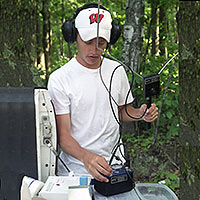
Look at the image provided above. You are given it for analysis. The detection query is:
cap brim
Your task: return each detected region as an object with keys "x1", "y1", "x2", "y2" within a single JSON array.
[{"x1": 78, "y1": 28, "x2": 110, "y2": 43}]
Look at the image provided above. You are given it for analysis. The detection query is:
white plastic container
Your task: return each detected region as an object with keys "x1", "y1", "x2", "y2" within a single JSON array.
[
  {"x1": 39, "y1": 176, "x2": 92, "y2": 200},
  {"x1": 135, "y1": 183, "x2": 179, "y2": 200},
  {"x1": 21, "y1": 176, "x2": 44, "y2": 198}
]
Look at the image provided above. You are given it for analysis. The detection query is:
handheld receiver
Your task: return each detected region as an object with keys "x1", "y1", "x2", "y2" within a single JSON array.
[
  {"x1": 143, "y1": 73, "x2": 160, "y2": 129},
  {"x1": 94, "y1": 165, "x2": 134, "y2": 196}
]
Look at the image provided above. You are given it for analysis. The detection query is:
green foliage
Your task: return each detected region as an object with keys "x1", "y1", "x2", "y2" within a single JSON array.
[
  {"x1": 153, "y1": 170, "x2": 180, "y2": 191},
  {"x1": 50, "y1": 55, "x2": 70, "y2": 73},
  {"x1": 125, "y1": 133, "x2": 154, "y2": 155}
]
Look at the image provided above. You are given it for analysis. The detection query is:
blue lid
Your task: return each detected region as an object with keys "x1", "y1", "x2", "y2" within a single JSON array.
[{"x1": 80, "y1": 176, "x2": 88, "y2": 185}]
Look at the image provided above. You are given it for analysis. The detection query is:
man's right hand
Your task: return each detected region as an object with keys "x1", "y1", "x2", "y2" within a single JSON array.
[{"x1": 82, "y1": 151, "x2": 113, "y2": 182}]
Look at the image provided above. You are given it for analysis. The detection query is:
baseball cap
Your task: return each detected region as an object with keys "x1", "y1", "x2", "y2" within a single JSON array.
[{"x1": 75, "y1": 7, "x2": 112, "y2": 43}]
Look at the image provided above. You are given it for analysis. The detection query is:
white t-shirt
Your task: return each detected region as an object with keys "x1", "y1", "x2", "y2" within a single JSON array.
[{"x1": 48, "y1": 57, "x2": 134, "y2": 175}]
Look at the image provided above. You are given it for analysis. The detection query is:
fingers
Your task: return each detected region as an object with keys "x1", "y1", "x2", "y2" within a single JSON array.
[
  {"x1": 90, "y1": 157, "x2": 112, "y2": 182},
  {"x1": 140, "y1": 104, "x2": 147, "y2": 112},
  {"x1": 92, "y1": 163, "x2": 112, "y2": 182},
  {"x1": 143, "y1": 103, "x2": 158, "y2": 122},
  {"x1": 83, "y1": 152, "x2": 112, "y2": 182},
  {"x1": 98, "y1": 160, "x2": 113, "y2": 177}
]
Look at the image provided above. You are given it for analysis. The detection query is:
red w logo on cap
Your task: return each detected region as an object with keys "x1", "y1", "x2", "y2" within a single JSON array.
[{"x1": 89, "y1": 13, "x2": 104, "y2": 24}]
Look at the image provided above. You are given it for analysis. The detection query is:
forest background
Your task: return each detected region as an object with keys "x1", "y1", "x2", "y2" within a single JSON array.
[{"x1": 0, "y1": 0, "x2": 199, "y2": 199}]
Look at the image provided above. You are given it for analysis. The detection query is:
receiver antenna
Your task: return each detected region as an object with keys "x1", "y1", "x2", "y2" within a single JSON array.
[{"x1": 158, "y1": 52, "x2": 179, "y2": 75}]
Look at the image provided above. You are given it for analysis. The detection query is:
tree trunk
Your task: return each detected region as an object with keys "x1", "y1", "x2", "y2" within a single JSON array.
[
  {"x1": 0, "y1": 0, "x2": 40, "y2": 86},
  {"x1": 36, "y1": 3, "x2": 42, "y2": 67},
  {"x1": 60, "y1": 0, "x2": 65, "y2": 57},
  {"x1": 122, "y1": 0, "x2": 144, "y2": 136},
  {"x1": 122, "y1": 0, "x2": 144, "y2": 73},
  {"x1": 151, "y1": 0, "x2": 158, "y2": 56},
  {"x1": 178, "y1": 1, "x2": 200, "y2": 199},
  {"x1": 41, "y1": 0, "x2": 51, "y2": 84},
  {"x1": 159, "y1": 4, "x2": 168, "y2": 57}
]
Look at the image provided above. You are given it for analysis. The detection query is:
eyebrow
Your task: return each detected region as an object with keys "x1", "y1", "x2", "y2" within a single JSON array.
[{"x1": 85, "y1": 39, "x2": 106, "y2": 43}]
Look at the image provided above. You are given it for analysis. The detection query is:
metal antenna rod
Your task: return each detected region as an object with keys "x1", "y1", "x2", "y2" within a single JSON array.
[
  {"x1": 158, "y1": 52, "x2": 179, "y2": 75},
  {"x1": 96, "y1": 0, "x2": 143, "y2": 80}
]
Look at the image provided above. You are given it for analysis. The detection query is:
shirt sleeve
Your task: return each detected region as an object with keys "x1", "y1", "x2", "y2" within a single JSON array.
[{"x1": 47, "y1": 73, "x2": 71, "y2": 115}]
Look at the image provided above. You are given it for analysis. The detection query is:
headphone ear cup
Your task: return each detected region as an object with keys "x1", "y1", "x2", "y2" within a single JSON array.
[
  {"x1": 109, "y1": 22, "x2": 121, "y2": 45},
  {"x1": 62, "y1": 20, "x2": 77, "y2": 44}
]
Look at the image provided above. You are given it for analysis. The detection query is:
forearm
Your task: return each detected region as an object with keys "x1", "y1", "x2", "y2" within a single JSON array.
[
  {"x1": 119, "y1": 104, "x2": 158, "y2": 123},
  {"x1": 59, "y1": 134, "x2": 88, "y2": 163},
  {"x1": 119, "y1": 105, "x2": 143, "y2": 122},
  {"x1": 56, "y1": 114, "x2": 88, "y2": 163}
]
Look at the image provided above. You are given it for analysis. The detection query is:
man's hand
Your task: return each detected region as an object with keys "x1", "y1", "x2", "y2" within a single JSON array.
[
  {"x1": 82, "y1": 151, "x2": 113, "y2": 182},
  {"x1": 140, "y1": 103, "x2": 158, "y2": 122}
]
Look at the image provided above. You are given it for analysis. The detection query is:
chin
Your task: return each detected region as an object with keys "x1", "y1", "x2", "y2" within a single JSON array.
[{"x1": 86, "y1": 60, "x2": 98, "y2": 66}]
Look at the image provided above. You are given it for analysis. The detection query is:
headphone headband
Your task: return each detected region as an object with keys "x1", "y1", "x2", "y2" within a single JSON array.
[
  {"x1": 73, "y1": 3, "x2": 107, "y2": 19},
  {"x1": 62, "y1": 3, "x2": 121, "y2": 45}
]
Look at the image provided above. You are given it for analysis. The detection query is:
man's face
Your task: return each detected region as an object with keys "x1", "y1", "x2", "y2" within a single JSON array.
[{"x1": 76, "y1": 34, "x2": 107, "y2": 69}]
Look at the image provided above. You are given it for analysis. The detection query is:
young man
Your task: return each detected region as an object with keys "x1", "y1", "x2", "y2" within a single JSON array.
[{"x1": 48, "y1": 2, "x2": 158, "y2": 189}]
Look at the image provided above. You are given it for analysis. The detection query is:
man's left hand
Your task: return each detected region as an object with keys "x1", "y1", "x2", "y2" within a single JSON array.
[{"x1": 140, "y1": 103, "x2": 158, "y2": 122}]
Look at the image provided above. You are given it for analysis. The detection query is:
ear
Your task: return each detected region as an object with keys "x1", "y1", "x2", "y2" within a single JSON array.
[
  {"x1": 109, "y1": 21, "x2": 121, "y2": 45},
  {"x1": 62, "y1": 20, "x2": 77, "y2": 44}
]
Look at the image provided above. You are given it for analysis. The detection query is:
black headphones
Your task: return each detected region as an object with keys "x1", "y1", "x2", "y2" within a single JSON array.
[{"x1": 61, "y1": 3, "x2": 121, "y2": 45}]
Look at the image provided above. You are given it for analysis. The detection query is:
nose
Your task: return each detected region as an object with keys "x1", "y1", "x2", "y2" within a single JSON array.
[{"x1": 90, "y1": 42, "x2": 98, "y2": 54}]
